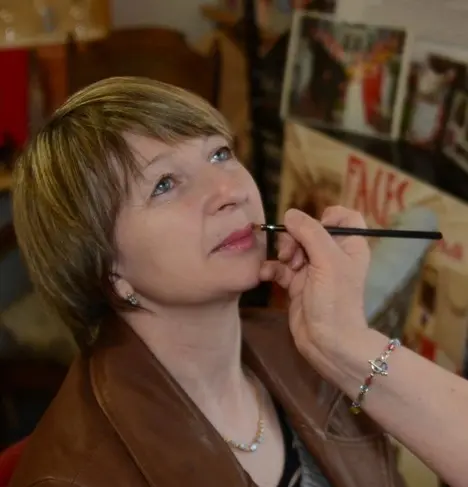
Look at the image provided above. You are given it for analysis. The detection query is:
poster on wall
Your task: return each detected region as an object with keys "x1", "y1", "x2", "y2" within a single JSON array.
[
  {"x1": 442, "y1": 75, "x2": 468, "y2": 174},
  {"x1": 255, "y1": 1, "x2": 337, "y2": 218},
  {"x1": 280, "y1": 11, "x2": 412, "y2": 139},
  {"x1": 277, "y1": 121, "x2": 468, "y2": 374},
  {"x1": 402, "y1": 44, "x2": 467, "y2": 151},
  {"x1": 259, "y1": 1, "x2": 337, "y2": 114}
]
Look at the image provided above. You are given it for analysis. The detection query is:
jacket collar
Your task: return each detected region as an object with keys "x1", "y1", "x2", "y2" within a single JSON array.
[
  {"x1": 240, "y1": 310, "x2": 401, "y2": 487},
  {"x1": 90, "y1": 316, "x2": 253, "y2": 487},
  {"x1": 90, "y1": 309, "x2": 399, "y2": 487}
]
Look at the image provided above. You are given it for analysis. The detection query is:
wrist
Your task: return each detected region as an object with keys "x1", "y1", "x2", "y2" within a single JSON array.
[{"x1": 329, "y1": 327, "x2": 390, "y2": 398}]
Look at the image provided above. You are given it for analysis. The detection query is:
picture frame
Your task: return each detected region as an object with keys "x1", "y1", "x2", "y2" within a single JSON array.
[
  {"x1": 402, "y1": 45, "x2": 467, "y2": 151},
  {"x1": 280, "y1": 11, "x2": 412, "y2": 140}
]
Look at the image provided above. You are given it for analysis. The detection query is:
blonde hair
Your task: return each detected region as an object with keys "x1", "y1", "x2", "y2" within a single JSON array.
[{"x1": 13, "y1": 76, "x2": 231, "y2": 348}]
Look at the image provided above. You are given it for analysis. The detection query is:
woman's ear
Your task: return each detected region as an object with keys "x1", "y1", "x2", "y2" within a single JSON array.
[{"x1": 109, "y1": 270, "x2": 135, "y2": 302}]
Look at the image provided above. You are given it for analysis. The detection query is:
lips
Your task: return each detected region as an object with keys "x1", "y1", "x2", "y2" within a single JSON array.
[{"x1": 213, "y1": 224, "x2": 255, "y2": 252}]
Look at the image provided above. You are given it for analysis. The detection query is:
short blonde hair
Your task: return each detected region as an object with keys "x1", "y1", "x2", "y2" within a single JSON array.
[{"x1": 13, "y1": 76, "x2": 231, "y2": 348}]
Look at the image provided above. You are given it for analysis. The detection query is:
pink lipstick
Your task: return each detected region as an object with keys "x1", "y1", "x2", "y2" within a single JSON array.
[{"x1": 213, "y1": 224, "x2": 256, "y2": 252}]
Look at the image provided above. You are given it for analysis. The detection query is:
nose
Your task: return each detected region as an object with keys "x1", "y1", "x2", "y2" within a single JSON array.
[{"x1": 201, "y1": 166, "x2": 248, "y2": 215}]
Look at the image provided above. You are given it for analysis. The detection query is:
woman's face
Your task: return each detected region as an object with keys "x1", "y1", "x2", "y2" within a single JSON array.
[{"x1": 112, "y1": 134, "x2": 266, "y2": 308}]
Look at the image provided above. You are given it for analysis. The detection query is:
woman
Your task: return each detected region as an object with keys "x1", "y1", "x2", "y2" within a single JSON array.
[
  {"x1": 9, "y1": 77, "x2": 402, "y2": 487},
  {"x1": 284, "y1": 216, "x2": 468, "y2": 487}
]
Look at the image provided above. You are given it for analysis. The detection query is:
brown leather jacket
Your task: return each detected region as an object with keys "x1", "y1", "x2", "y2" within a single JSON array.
[{"x1": 10, "y1": 309, "x2": 404, "y2": 487}]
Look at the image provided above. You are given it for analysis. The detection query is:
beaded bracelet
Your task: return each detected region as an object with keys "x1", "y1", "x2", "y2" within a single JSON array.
[{"x1": 350, "y1": 338, "x2": 401, "y2": 415}]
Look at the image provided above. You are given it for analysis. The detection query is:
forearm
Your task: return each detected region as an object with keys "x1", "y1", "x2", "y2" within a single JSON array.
[{"x1": 334, "y1": 328, "x2": 468, "y2": 487}]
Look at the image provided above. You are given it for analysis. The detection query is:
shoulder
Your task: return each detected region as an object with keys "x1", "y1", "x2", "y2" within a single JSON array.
[{"x1": 9, "y1": 358, "x2": 144, "y2": 487}]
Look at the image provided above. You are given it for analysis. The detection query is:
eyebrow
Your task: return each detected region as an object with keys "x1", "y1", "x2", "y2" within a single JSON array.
[
  {"x1": 145, "y1": 150, "x2": 175, "y2": 167},
  {"x1": 131, "y1": 149, "x2": 175, "y2": 183}
]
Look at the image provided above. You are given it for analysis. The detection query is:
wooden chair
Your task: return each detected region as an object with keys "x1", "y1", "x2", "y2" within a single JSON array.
[{"x1": 67, "y1": 27, "x2": 222, "y2": 107}]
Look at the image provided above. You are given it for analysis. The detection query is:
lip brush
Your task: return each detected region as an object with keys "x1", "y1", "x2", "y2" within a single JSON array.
[{"x1": 256, "y1": 224, "x2": 442, "y2": 240}]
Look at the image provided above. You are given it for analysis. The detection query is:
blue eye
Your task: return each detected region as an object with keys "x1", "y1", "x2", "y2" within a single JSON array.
[
  {"x1": 151, "y1": 174, "x2": 175, "y2": 197},
  {"x1": 211, "y1": 146, "x2": 233, "y2": 163}
]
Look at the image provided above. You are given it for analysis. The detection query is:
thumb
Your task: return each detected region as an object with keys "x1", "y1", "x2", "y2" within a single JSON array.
[{"x1": 284, "y1": 209, "x2": 333, "y2": 265}]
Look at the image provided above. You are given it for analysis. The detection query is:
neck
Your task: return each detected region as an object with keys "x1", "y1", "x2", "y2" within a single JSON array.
[{"x1": 125, "y1": 299, "x2": 247, "y2": 406}]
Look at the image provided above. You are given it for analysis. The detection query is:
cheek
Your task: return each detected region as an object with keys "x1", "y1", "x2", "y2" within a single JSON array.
[
  {"x1": 115, "y1": 224, "x2": 163, "y2": 277},
  {"x1": 116, "y1": 220, "x2": 214, "y2": 304},
  {"x1": 117, "y1": 229, "x2": 190, "y2": 298},
  {"x1": 115, "y1": 211, "x2": 201, "y2": 280}
]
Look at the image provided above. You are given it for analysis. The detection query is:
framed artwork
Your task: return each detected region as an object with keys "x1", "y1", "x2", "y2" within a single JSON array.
[
  {"x1": 402, "y1": 45, "x2": 467, "y2": 151},
  {"x1": 442, "y1": 75, "x2": 468, "y2": 173},
  {"x1": 281, "y1": 11, "x2": 412, "y2": 139}
]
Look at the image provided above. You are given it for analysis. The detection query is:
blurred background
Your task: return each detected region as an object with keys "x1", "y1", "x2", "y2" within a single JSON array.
[{"x1": 1, "y1": 2, "x2": 468, "y2": 486}]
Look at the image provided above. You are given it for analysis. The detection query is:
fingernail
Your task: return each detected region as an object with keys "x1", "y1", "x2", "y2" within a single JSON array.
[{"x1": 290, "y1": 253, "x2": 302, "y2": 270}]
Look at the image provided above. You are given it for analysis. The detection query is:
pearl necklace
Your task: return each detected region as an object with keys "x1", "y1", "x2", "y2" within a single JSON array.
[{"x1": 222, "y1": 375, "x2": 265, "y2": 453}]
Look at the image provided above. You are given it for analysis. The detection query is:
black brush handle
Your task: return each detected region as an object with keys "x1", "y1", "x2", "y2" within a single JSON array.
[{"x1": 260, "y1": 224, "x2": 442, "y2": 240}]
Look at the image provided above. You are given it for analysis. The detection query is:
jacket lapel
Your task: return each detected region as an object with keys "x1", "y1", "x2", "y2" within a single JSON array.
[
  {"x1": 242, "y1": 308, "x2": 404, "y2": 487},
  {"x1": 89, "y1": 311, "x2": 402, "y2": 487},
  {"x1": 90, "y1": 319, "x2": 254, "y2": 487}
]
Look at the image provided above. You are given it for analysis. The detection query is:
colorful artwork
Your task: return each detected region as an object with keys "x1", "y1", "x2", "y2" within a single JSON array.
[
  {"x1": 442, "y1": 76, "x2": 468, "y2": 173},
  {"x1": 278, "y1": 122, "x2": 468, "y2": 375},
  {"x1": 403, "y1": 45, "x2": 466, "y2": 151},
  {"x1": 281, "y1": 12, "x2": 411, "y2": 139}
]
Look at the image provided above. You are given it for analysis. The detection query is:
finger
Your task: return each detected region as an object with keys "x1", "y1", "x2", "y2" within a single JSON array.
[
  {"x1": 259, "y1": 260, "x2": 295, "y2": 289},
  {"x1": 320, "y1": 206, "x2": 370, "y2": 257},
  {"x1": 277, "y1": 232, "x2": 299, "y2": 262},
  {"x1": 283, "y1": 208, "x2": 335, "y2": 267},
  {"x1": 289, "y1": 247, "x2": 306, "y2": 271},
  {"x1": 259, "y1": 260, "x2": 275, "y2": 281},
  {"x1": 320, "y1": 205, "x2": 367, "y2": 229}
]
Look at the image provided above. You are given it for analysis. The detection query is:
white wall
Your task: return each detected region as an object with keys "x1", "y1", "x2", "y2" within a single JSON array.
[{"x1": 110, "y1": 0, "x2": 216, "y2": 43}]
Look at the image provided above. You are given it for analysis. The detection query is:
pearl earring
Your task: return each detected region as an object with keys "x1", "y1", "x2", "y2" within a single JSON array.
[{"x1": 126, "y1": 293, "x2": 139, "y2": 306}]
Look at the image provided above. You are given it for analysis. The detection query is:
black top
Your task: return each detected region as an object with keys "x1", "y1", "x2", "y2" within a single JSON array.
[{"x1": 275, "y1": 402, "x2": 302, "y2": 487}]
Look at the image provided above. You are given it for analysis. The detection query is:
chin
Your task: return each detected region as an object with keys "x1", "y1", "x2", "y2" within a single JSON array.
[
  {"x1": 221, "y1": 276, "x2": 261, "y2": 298},
  {"x1": 215, "y1": 249, "x2": 264, "y2": 294},
  {"x1": 232, "y1": 270, "x2": 262, "y2": 293}
]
